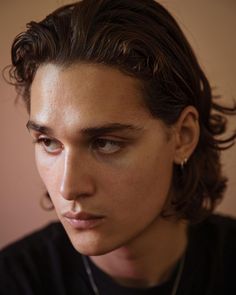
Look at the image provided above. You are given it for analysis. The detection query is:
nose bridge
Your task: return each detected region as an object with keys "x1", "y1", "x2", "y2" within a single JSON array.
[{"x1": 60, "y1": 148, "x2": 95, "y2": 200}]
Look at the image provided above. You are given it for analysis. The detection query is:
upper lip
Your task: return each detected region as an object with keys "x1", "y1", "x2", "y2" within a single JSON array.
[{"x1": 63, "y1": 211, "x2": 104, "y2": 220}]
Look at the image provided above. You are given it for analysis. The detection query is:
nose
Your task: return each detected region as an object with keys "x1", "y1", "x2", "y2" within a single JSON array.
[{"x1": 59, "y1": 150, "x2": 96, "y2": 200}]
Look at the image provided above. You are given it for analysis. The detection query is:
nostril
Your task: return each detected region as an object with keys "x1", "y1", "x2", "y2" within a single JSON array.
[{"x1": 60, "y1": 189, "x2": 94, "y2": 200}]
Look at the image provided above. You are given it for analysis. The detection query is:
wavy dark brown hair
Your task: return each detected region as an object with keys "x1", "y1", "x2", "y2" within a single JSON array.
[{"x1": 8, "y1": 0, "x2": 236, "y2": 223}]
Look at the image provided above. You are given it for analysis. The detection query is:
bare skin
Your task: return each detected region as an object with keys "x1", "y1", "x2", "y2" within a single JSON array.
[
  {"x1": 29, "y1": 63, "x2": 199, "y2": 288},
  {"x1": 91, "y1": 217, "x2": 188, "y2": 287}
]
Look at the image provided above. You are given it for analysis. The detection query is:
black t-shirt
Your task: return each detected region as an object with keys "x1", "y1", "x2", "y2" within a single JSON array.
[{"x1": 0, "y1": 214, "x2": 236, "y2": 295}]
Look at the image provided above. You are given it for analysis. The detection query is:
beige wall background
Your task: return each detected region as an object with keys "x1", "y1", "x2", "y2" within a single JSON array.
[{"x1": 0, "y1": 0, "x2": 235, "y2": 249}]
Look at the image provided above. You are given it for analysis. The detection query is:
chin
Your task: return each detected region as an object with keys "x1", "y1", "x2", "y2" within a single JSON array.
[
  {"x1": 70, "y1": 238, "x2": 117, "y2": 256},
  {"x1": 65, "y1": 229, "x2": 117, "y2": 256}
]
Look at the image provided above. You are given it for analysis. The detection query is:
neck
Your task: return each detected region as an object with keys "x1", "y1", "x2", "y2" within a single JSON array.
[{"x1": 90, "y1": 217, "x2": 188, "y2": 288}]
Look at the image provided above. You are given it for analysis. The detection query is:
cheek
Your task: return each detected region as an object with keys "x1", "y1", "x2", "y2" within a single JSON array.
[
  {"x1": 35, "y1": 152, "x2": 61, "y2": 197},
  {"x1": 103, "y1": 151, "x2": 173, "y2": 214}
]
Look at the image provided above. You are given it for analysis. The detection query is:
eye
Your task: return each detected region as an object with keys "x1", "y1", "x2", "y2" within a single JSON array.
[
  {"x1": 34, "y1": 137, "x2": 62, "y2": 154},
  {"x1": 92, "y1": 138, "x2": 123, "y2": 154}
]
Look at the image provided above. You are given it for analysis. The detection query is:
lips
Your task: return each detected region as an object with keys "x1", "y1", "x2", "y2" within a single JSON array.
[{"x1": 62, "y1": 211, "x2": 105, "y2": 230}]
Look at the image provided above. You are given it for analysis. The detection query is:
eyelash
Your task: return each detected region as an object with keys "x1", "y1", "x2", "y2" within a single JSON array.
[
  {"x1": 92, "y1": 138, "x2": 125, "y2": 154},
  {"x1": 33, "y1": 137, "x2": 125, "y2": 155},
  {"x1": 33, "y1": 137, "x2": 62, "y2": 154}
]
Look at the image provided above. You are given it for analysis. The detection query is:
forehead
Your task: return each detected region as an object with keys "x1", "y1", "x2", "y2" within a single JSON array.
[{"x1": 30, "y1": 63, "x2": 152, "y2": 128}]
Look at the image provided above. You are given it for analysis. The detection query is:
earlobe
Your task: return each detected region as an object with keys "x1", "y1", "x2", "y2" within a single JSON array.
[{"x1": 173, "y1": 106, "x2": 200, "y2": 165}]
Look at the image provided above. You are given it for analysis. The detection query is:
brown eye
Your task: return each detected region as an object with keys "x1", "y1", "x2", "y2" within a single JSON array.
[
  {"x1": 35, "y1": 137, "x2": 62, "y2": 154},
  {"x1": 92, "y1": 139, "x2": 123, "y2": 154},
  {"x1": 43, "y1": 138, "x2": 53, "y2": 147}
]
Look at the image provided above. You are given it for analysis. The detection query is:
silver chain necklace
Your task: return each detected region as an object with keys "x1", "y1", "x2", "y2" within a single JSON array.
[{"x1": 82, "y1": 253, "x2": 186, "y2": 295}]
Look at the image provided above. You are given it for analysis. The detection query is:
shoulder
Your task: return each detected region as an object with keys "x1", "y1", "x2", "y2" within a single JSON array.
[
  {"x1": 186, "y1": 213, "x2": 236, "y2": 293},
  {"x1": 0, "y1": 222, "x2": 66, "y2": 260},
  {"x1": 0, "y1": 222, "x2": 70, "y2": 280},
  {"x1": 205, "y1": 212, "x2": 236, "y2": 228},
  {"x1": 189, "y1": 213, "x2": 236, "y2": 253},
  {"x1": 0, "y1": 223, "x2": 88, "y2": 295},
  {"x1": 192, "y1": 213, "x2": 236, "y2": 240},
  {"x1": 205, "y1": 213, "x2": 236, "y2": 256}
]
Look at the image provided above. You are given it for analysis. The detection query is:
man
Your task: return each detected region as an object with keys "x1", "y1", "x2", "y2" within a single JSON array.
[{"x1": 1, "y1": 1, "x2": 236, "y2": 294}]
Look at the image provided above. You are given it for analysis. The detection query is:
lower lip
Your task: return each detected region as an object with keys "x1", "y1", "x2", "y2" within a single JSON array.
[{"x1": 65, "y1": 217, "x2": 105, "y2": 230}]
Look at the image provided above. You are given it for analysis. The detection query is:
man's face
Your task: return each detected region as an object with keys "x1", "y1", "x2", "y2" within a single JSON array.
[{"x1": 29, "y1": 63, "x2": 177, "y2": 255}]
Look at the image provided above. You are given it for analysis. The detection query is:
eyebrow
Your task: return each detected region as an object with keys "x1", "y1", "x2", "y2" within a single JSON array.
[
  {"x1": 26, "y1": 121, "x2": 53, "y2": 135},
  {"x1": 26, "y1": 120, "x2": 144, "y2": 138}
]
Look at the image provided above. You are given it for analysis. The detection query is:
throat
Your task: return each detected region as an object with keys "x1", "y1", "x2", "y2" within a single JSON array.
[{"x1": 89, "y1": 219, "x2": 188, "y2": 289}]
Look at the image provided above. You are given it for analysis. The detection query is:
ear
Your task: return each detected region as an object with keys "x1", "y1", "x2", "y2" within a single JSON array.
[{"x1": 173, "y1": 106, "x2": 200, "y2": 165}]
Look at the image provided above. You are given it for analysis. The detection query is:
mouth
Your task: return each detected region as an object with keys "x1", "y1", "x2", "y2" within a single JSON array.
[{"x1": 62, "y1": 211, "x2": 105, "y2": 230}]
